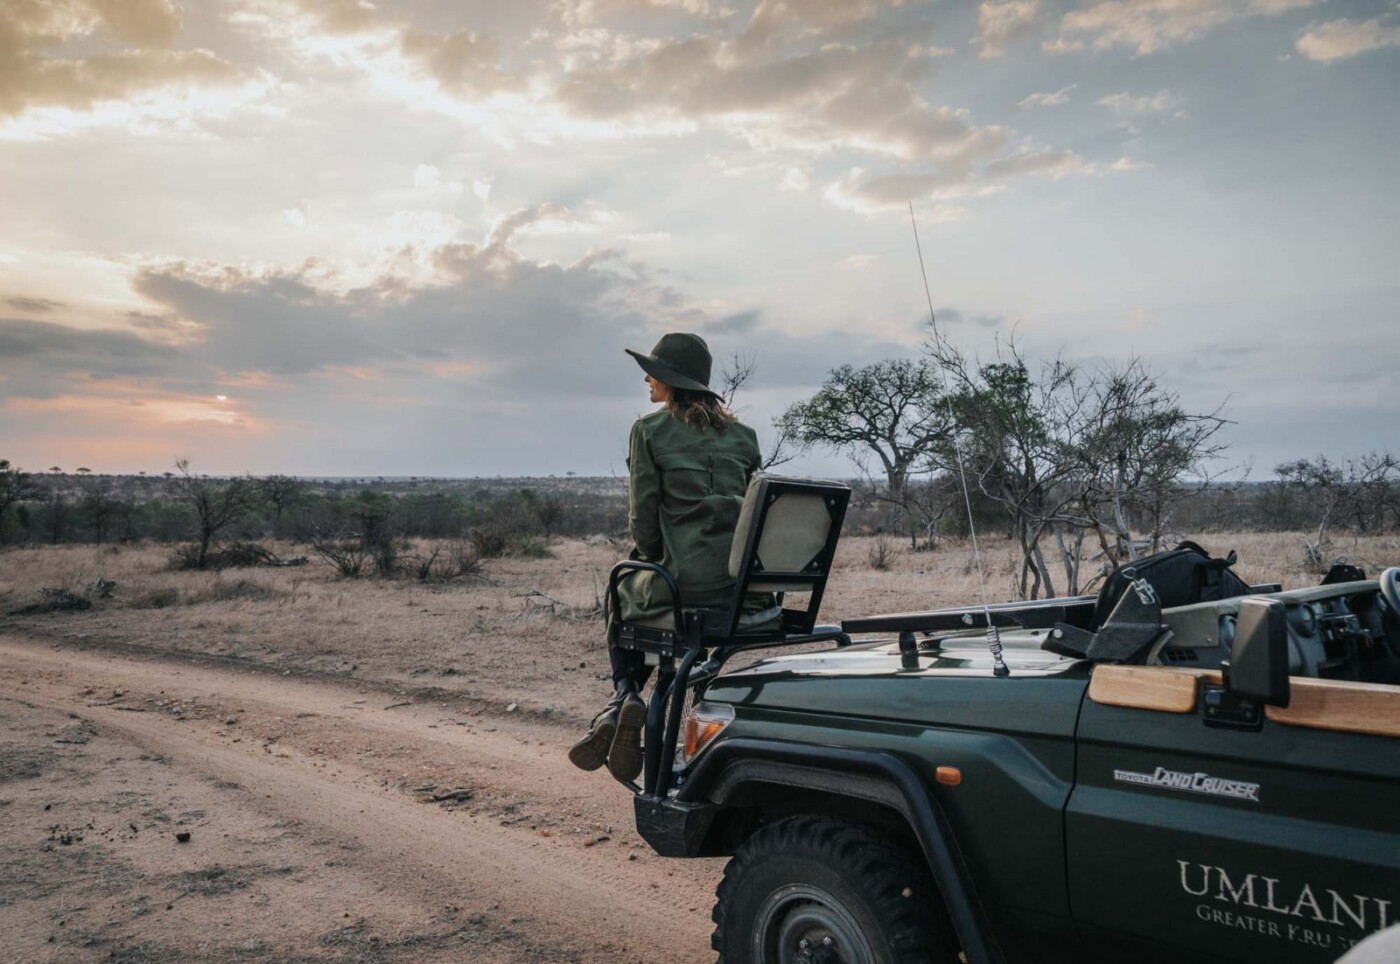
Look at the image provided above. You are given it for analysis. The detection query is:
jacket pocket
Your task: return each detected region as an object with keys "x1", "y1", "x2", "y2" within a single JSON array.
[{"x1": 654, "y1": 450, "x2": 713, "y2": 507}]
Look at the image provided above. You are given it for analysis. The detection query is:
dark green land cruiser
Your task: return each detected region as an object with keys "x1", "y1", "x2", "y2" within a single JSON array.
[{"x1": 610, "y1": 477, "x2": 1400, "y2": 964}]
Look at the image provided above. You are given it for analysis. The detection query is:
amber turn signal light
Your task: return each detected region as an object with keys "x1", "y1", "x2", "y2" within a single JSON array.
[
  {"x1": 681, "y1": 702, "x2": 735, "y2": 763},
  {"x1": 935, "y1": 766, "x2": 962, "y2": 786}
]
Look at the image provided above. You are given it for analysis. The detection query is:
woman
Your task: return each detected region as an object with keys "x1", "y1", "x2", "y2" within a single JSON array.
[{"x1": 568, "y1": 332, "x2": 761, "y2": 781}]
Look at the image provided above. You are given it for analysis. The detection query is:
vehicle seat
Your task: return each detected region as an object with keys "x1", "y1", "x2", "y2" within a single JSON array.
[{"x1": 611, "y1": 474, "x2": 850, "y2": 653}]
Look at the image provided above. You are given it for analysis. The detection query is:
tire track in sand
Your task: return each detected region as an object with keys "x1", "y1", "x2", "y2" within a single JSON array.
[{"x1": 0, "y1": 634, "x2": 718, "y2": 964}]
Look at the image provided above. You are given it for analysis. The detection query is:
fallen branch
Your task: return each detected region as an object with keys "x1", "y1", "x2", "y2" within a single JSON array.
[
  {"x1": 429, "y1": 788, "x2": 474, "y2": 803},
  {"x1": 513, "y1": 589, "x2": 603, "y2": 622}
]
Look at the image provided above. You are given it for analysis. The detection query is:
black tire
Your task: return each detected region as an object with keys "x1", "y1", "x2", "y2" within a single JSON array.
[{"x1": 711, "y1": 815, "x2": 956, "y2": 964}]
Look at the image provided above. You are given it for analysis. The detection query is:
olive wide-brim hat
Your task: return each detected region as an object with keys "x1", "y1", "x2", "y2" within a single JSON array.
[{"x1": 625, "y1": 332, "x2": 717, "y2": 396}]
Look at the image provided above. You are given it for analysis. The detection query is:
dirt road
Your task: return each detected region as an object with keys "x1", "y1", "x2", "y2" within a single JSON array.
[{"x1": 0, "y1": 633, "x2": 723, "y2": 963}]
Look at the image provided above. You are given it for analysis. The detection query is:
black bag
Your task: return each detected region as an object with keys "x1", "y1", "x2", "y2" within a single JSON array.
[
  {"x1": 1320, "y1": 562, "x2": 1367, "y2": 585},
  {"x1": 1092, "y1": 540, "x2": 1250, "y2": 628}
]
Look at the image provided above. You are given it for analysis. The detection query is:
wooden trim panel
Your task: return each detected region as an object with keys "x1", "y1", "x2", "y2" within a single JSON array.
[
  {"x1": 1089, "y1": 665, "x2": 1400, "y2": 738},
  {"x1": 1267, "y1": 678, "x2": 1400, "y2": 739},
  {"x1": 1087, "y1": 665, "x2": 1217, "y2": 713}
]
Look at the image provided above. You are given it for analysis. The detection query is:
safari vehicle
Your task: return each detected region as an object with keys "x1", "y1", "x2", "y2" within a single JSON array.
[{"x1": 610, "y1": 476, "x2": 1400, "y2": 964}]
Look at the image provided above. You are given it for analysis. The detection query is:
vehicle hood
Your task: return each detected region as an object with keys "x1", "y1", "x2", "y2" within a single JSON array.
[{"x1": 703, "y1": 632, "x2": 1090, "y2": 735}]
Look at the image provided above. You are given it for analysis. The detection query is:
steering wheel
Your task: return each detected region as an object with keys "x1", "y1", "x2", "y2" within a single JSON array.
[
  {"x1": 1374, "y1": 568, "x2": 1400, "y2": 675},
  {"x1": 1382, "y1": 568, "x2": 1400, "y2": 615}
]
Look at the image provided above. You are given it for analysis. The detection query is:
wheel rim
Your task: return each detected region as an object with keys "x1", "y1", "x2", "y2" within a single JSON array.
[{"x1": 752, "y1": 884, "x2": 876, "y2": 964}]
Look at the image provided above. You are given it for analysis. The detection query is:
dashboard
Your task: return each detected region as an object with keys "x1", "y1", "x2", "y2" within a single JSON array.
[{"x1": 1153, "y1": 580, "x2": 1399, "y2": 683}]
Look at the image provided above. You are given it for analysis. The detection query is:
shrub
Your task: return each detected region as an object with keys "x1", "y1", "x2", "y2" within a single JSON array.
[
  {"x1": 469, "y1": 525, "x2": 510, "y2": 559},
  {"x1": 7, "y1": 587, "x2": 91, "y2": 615},
  {"x1": 309, "y1": 531, "x2": 370, "y2": 578},
  {"x1": 447, "y1": 540, "x2": 487, "y2": 580},
  {"x1": 369, "y1": 535, "x2": 406, "y2": 577},
  {"x1": 131, "y1": 586, "x2": 180, "y2": 609},
  {"x1": 196, "y1": 579, "x2": 283, "y2": 603},
  {"x1": 867, "y1": 536, "x2": 892, "y2": 571},
  {"x1": 512, "y1": 535, "x2": 552, "y2": 559},
  {"x1": 170, "y1": 543, "x2": 205, "y2": 570}
]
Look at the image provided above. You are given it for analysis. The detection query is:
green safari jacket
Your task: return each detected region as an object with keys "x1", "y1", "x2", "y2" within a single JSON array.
[{"x1": 617, "y1": 409, "x2": 761, "y2": 621}]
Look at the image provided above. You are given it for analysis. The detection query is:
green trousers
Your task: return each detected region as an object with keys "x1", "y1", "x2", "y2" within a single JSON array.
[{"x1": 607, "y1": 571, "x2": 773, "y2": 686}]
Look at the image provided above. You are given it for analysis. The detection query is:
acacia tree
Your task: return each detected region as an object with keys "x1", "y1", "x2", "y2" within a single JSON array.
[
  {"x1": 519, "y1": 488, "x2": 566, "y2": 538},
  {"x1": 928, "y1": 337, "x2": 1231, "y2": 598},
  {"x1": 930, "y1": 343, "x2": 1083, "y2": 598},
  {"x1": 172, "y1": 458, "x2": 255, "y2": 568},
  {"x1": 259, "y1": 474, "x2": 305, "y2": 530},
  {"x1": 1069, "y1": 359, "x2": 1230, "y2": 561},
  {"x1": 779, "y1": 359, "x2": 954, "y2": 545},
  {"x1": 351, "y1": 490, "x2": 400, "y2": 575},
  {"x1": 1275, "y1": 453, "x2": 1400, "y2": 566},
  {"x1": 0, "y1": 460, "x2": 41, "y2": 542},
  {"x1": 80, "y1": 489, "x2": 121, "y2": 544}
]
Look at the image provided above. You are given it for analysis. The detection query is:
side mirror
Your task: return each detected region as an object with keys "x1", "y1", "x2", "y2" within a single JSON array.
[{"x1": 1226, "y1": 599, "x2": 1291, "y2": 708}]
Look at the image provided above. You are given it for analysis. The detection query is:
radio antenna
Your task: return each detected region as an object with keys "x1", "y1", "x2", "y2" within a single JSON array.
[{"x1": 908, "y1": 202, "x2": 1009, "y2": 677}]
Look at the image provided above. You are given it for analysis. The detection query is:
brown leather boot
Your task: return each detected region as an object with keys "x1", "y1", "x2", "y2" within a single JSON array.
[
  {"x1": 568, "y1": 683, "x2": 631, "y2": 771},
  {"x1": 606, "y1": 688, "x2": 647, "y2": 783}
]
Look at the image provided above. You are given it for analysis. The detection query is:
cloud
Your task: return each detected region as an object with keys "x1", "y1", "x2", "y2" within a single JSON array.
[
  {"x1": 293, "y1": 0, "x2": 382, "y2": 35},
  {"x1": 745, "y1": 0, "x2": 890, "y2": 38},
  {"x1": 1018, "y1": 83, "x2": 1076, "y2": 109},
  {"x1": 1296, "y1": 18, "x2": 1400, "y2": 62},
  {"x1": 0, "y1": 0, "x2": 242, "y2": 120},
  {"x1": 1097, "y1": 89, "x2": 1184, "y2": 120},
  {"x1": 399, "y1": 28, "x2": 519, "y2": 97},
  {"x1": 551, "y1": 32, "x2": 1005, "y2": 163},
  {"x1": 110, "y1": 213, "x2": 703, "y2": 391},
  {"x1": 1, "y1": 205, "x2": 920, "y2": 475},
  {"x1": 780, "y1": 167, "x2": 811, "y2": 192},
  {"x1": 249, "y1": 1, "x2": 522, "y2": 113},
  {"x1": 5, "y1": 296, "x2": 65, "y2": 314},
  {"x1": 983, "y1": 147, "x2": 1090, "y2": 179},
  {"x1": 934, "y1": 307, "x2": 1005, "y2": 328},
  {"x1": 229, "y1": 0, "x2": 1064, "y2": 224},
  {"x1": 86, "y1": 0, "x2": 182, "y2": 46},
  {"x1": 0, "y1": 316, "x2": 182, "y2": 384},
  {"x1": 414, "y1": 164, "x2": 464, "y2": 193},
  {"x1": 1055, "y1": 0, "x2": 1317, "y2": 56},
  {"x1": 825, "y1": 146, "x2": 1092, "y2": 211},
  {"x1": 555, "y1": 0, "x2": 727, "y2": 28},
  {"x1": 527, "y1": 5, "x2": 1098, "y2": 217},
  {"x1": 556, "y1": 0, "x2": 893, "y2": 32},
  {"x1": 974, "y1": 1, "x2": 1042, "y2": 59},
  {"x1": 1108, "y1": 155, "x2": 1149, "y2": 171},
  {"x1": 486, "y1": 203, "x2": 576, "y2": 247}
]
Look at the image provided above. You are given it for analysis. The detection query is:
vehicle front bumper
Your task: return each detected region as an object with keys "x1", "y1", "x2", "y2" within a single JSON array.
[{"x1": 633, "y1": 795, "x2": 717, "y2": 857}]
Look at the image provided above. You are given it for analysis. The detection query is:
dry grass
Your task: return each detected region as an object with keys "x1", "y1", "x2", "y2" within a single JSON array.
[{"x1": 2, "y1": 532, "x2": 1396, "y2": 726}]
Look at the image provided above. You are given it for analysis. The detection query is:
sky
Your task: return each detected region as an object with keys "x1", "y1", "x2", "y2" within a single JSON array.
[{"x1": 1, "y1": 0, "x2": 1396, "y2": 479}]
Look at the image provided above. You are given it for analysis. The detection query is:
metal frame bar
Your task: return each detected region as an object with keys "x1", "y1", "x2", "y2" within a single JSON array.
[
  {"x1": 607, "y1": 560, "x2": 684, "y2": 638},
  {"x1": 841, "y1": 595, "x2": 1098, "y2": 635}
]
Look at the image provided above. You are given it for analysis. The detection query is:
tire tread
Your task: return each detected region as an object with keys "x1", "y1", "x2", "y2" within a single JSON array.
[{"x1": 711, "y1": 815, "x2": 953, "y2": 964}]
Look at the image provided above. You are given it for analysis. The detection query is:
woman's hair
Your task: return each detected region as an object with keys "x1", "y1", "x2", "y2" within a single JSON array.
[{"x1": 667, "y1": 387, "x2": 739, "y2": 430}]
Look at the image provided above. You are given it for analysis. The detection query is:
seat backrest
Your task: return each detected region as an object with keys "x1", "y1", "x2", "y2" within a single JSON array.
[{"x1": 724, "y1": 474, "x2": 849, "y2": 635}]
